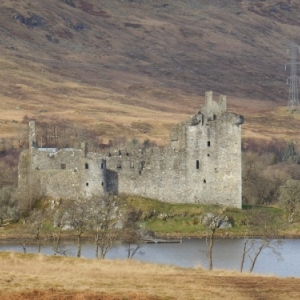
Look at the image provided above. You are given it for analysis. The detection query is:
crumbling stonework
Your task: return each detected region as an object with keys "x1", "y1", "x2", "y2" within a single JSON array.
[{"x1": 17, "y1": 91, "x2": 244, "y2": 208}]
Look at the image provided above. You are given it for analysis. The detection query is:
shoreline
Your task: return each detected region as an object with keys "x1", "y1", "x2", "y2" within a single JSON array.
[{"x1": 1, "y1": 233, "x2": 300, "y2": 243}]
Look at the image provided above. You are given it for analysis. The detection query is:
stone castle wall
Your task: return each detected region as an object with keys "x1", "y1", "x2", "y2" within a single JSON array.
[{"x1": 17, "y1": 91, "x2": 243, "y2": 208}]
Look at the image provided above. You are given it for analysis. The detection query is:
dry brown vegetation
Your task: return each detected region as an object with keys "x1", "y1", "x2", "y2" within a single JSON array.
[
  {"x1": 0, "y1": 252, "x2": 300, "y2": 300},
  {"x1": 0, "y1": 0, "x2": 300, "y2": 146}
]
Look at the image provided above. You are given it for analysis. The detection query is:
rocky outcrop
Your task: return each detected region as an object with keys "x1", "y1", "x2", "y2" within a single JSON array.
[{"x1": 14, "y1": 14, "x2": 44, "y2": 28}]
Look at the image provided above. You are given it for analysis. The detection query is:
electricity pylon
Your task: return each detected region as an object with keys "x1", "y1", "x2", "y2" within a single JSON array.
[{"x1": 285, "y1": 42, "x2": 300, "y2": 112}]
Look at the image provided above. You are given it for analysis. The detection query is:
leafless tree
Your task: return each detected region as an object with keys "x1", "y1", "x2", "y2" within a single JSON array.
[
  {"x1": 279, "y1": 179, "x2": 300, "y2": 223},
  {"x1": 242, "y1": 152, "x2": 288, "y2": 205},
  {"x1": 0, "y1": 160, "x2": 17, "y2": 189},
  {"x1": 65, "y1": 198, "x2": 89, "y2": 258},
  {"x1": 240, "y1": 210, "x2": 282, "y2": 273},
  {"x1": 121, "y1": 209, "x2": 145, "y2": 259},
  {"x1": 202, "y1": 207, "x2": 227, "y2": 271},
  {"x1": 51, "y1": 199, "x2": 71, "y2": 256},
  {"x1": 88, "y1": 194, "x2": 120, "y2": 259},
  {"x1": 0, "y1": 186, "x2": 18, "y2": 224},
  {"x1": 27, "y1": 208, "x2": 50, "y2": 253},
  {"x1": 21, "y1": 238, "x2": 28, "y2": 253},
  {"x1": 122, "y1": 229, "x2": 145, "y2": 259}
]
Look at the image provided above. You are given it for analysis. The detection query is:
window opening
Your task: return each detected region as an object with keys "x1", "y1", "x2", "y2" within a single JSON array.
[
  {"x1": 207, "y1": 154, "x2": 210, "y2": 157},
  {"x1": 207, "y1": 141, "x2": 211, "y2": 147},
  {"x1": 203, "y1": 179, "x2": 206, "y2": 184},
  {"x1": 101, "y1": 182, "x2": 104, "y2": 186},
  {"x1": 101, "y1": 163, "x2": 104, "y2": 169},
  {"x1": 85, "y1": 163, "x2": 89, "y2": 169},
  {"x1": 196, "y1": 160, "x2": 200, "y2": 169},
  {"x1": 139, "y1": 161, "x2": 145, "y2": 174},
  {"x1": 61, "y1": 164, "x2": 66, "y2": 170},
  {"x1": 86, "y1": 182, "x2": 89, "y2": 187}
]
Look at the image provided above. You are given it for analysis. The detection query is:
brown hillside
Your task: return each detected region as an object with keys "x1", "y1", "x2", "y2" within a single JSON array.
[{"x1": 0, "y1": 0, "x2": 300, "y2": 145}]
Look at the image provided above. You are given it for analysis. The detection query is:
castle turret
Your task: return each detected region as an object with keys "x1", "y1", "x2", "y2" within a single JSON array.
[
  {"x1": 219, "y1": 94, "x2": 227, "y2": 113},
  {"x1": 205, "y1": 90, "x2": 213, "y2": 102},
  {"x1": 29, "y1": 121, "x2": 37, "y2": 149},
  {"x1": 201, "y1": 91, "x2": 227, "y2": 120},
  {"x1": 81, "y1": 142, "x2": 87, "y2": 157}
]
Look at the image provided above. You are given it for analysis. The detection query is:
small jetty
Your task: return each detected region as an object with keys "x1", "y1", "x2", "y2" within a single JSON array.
[{"x1": 144, "y1": 238, "x2": 182, "y2": 244}]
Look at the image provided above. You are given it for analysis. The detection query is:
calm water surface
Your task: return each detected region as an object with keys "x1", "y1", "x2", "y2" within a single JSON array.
[{"x1": 1, "y1": 238, "x2": 299, "y2": 278}]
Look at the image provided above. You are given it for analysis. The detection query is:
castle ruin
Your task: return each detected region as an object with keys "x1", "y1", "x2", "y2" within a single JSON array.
[{"x1": 17, "y1": 91, "x2": 244, "y2": 208}]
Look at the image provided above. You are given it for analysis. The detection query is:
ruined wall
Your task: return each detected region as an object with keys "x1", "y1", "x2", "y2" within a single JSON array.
[
  {"x1": 104, "y1": 91, "x2": 243, "y2": 208},
  {"x1": 105, "y1": 147, "x2": 187, "y2": 203},
  {"x1": 17, "y1": 91, "x2": 243, "y2": 208},
  {"x1": 17, "y1": 150, "x2": 32, "y2": 199},
  {"x1": 17, "y1": 127, "x2": 107, "y2": 200}
]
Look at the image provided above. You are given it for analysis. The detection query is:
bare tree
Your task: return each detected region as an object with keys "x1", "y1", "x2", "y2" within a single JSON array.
[
  {"x1": 122, "y1": 229, "x2": 145, "y2": 259},
  {"x1": 88, "y1": 194, "x2": 120, "y2": 259},
  {"x1": 279, "y1": 179, "x2": 300, "y2": 223},
  {"x1": 27, "y1": 208, "x2": 50, "y2": 253},
  {"x1": 242, "y1": 152, "x2": 283, "y2": 205},
  {"x1": 51, "y1": 200, "x2": 71, "y2": 256},
  {"x1": 21, "y1": 238, "x2": 28, "y2": 253},
  {"x1": 240, "y1": 210, "x2": 282, "y2": 273},
  {"x1": 0, "y1": 186, "x2": 18, "y2": 224},
  {"x1": 65, "y1": 198, "x2": 89, "y2": 258},
  {"x1": 240, "y1": 218, "x2": 251, "y2": 273},
  {"x1": 0, "y1": 160, "x2": 18, "y2": 189},
  {"x1": 121, "y1": 209, "x2": 146, "y2": 259},
  {"x1": 202, "y1": 207, "x2": 227, "y2": 271},
  {"x1": 282, "y1": 142, "x2": 300, "y2": 164}
]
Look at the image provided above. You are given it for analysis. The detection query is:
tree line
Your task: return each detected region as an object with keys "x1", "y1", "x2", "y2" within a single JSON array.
[
  {"x1": 243, "y1": 140, "x2": 300, "y2": 222},
  {"x1": 14, "y1": 194, "x2": 147, "y2": 260}
]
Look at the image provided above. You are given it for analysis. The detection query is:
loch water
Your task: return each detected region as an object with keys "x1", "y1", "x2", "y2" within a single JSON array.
[{"x1": 1, "y1": 238, "x2": 299, "y2": 278}]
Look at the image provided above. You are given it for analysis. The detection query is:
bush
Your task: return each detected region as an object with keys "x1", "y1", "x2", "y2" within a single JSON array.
[
  {"x1": 0, "y1": 186, "x2": 19, "y2": 222},
  {"x1": 192, "y1": 216, "x2": 201, "y2": 225}
]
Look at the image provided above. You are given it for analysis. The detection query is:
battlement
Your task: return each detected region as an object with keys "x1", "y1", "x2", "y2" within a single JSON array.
[
  {"x1": 170, "y1": 91, "x2": 243, "y2": 151},
  {"x1": 200, "y1": 91, "x2": 227, "y2": 120}
]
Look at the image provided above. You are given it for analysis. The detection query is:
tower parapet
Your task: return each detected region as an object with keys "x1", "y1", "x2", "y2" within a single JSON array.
[
  {"x1": 29, "y1": 121, "x2": 37, "y2": 149},
  {"x1": 201, "y1": 91, "x2": 227, "y2": 120}
]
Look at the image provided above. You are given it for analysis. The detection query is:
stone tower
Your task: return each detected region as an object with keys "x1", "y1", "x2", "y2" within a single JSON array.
[{"x1": 28, "y1": 120, "x2": 37, "y2": 149}]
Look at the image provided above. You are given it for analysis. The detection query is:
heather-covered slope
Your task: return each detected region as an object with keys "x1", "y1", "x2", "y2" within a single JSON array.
[{"x1": 0, "y1": 0, "x2": 299, "y2": 144}]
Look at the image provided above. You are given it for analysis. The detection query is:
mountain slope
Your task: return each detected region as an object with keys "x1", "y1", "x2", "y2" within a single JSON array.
[{"x1": 0, "y1": 0, "x2": 299, "y2": 145}]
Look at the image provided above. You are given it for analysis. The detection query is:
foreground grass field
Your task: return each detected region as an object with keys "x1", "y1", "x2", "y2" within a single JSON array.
[{"x1": 0, "y1": 252, "x2": 300, "y2": 300}]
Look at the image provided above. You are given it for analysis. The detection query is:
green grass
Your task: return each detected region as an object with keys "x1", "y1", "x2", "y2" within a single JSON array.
[
  {"x1": 146, "y1": 217, "x2": 206, "y2": 234},
  {"x1": 1, "y1": 195, "x2": 298, "y2": 239},
  {"x1": 120, "y1": 195, "x2": 296, "y2": 238},
  {"x1": 121, "y1": 194, "x2": 204, "y2": 215}
]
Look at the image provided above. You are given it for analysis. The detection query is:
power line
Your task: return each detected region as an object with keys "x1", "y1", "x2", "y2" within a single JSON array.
[{"x1": 285, "y1": 42, "x2": 300, "y2": 112}]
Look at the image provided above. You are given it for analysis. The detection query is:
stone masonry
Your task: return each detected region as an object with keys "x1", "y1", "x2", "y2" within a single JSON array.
[{"x1": 17, "y1": 91, "x2": 244, "y2": 208}]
